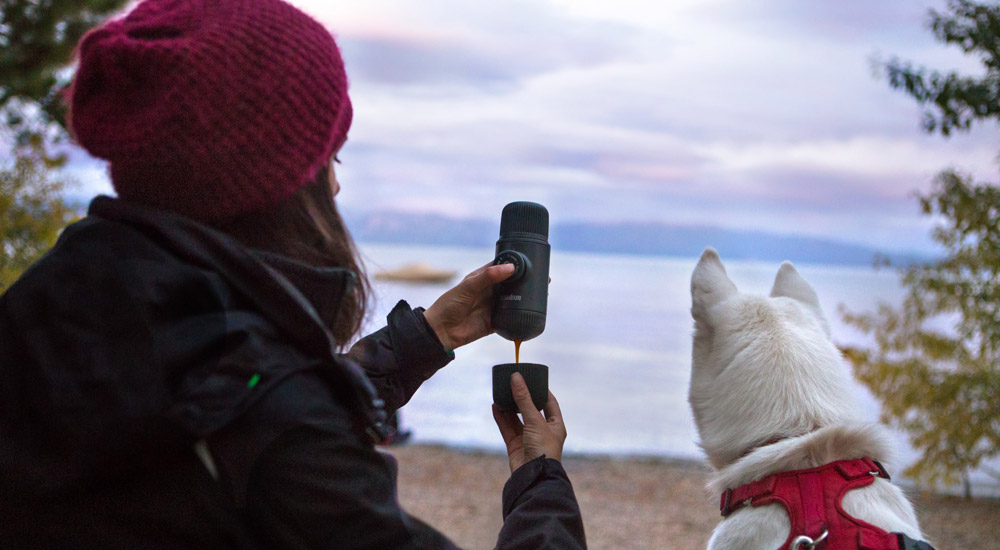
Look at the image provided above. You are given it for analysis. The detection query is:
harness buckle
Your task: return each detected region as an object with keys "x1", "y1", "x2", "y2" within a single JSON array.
[
  {"x1": 791, "y1": 529, "x2": 828, "y2": 550},
  {"x1": 872, "y1": 459, "x2": 891, "y2": 480},
  {"x1": 897, "y1": 533, "x2": 937, "y2": 550},
  {"x1": 720, "y1": 489, "x2": 733, "y2": 517}
]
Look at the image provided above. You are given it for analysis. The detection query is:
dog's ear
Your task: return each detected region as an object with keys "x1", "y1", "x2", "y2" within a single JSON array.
[
  {"x1": 771, "y1": 261, "x2": 831, "y2": 334},
  {"x1": 770, "y1": 261, "x2": 818, "y2": 306},
  {"x1": 691, "y1": 247, "x2": 737, "y2": 323}
]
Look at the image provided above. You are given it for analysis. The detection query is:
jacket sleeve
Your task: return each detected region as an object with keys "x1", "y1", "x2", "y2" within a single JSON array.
[
  {"x1": 343, "y1": 300, "x2": 454, "y2": 413},
  {"x1": 241, "y1": 423, "x2": 462, "y2": 550},
  {"x1": 497, "y1": 458, "x2": 588, "y2": 550},
  {"x1": 222, "y1": 374, "x2": 586, "y2": 550}
]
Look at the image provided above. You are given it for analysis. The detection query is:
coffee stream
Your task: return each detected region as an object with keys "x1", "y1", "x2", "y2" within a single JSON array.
[{"x1": 515, "y1": 340, "x2": 521, "y2": 363}]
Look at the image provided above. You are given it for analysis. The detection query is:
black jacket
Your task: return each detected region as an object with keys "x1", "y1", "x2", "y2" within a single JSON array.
[{"x1": 0, "y1": 196, "x2": 586, "y2": 549}]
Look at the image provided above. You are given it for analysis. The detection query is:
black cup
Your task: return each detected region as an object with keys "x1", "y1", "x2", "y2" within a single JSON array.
[{"x1": 492, "y1": 363, "x2": 548, "y2": 412}]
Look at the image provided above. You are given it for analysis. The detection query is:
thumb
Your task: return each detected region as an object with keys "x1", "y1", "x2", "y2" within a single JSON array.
[
  {"x1": 468, "y1": 263, "x2": 515, "y2": 293},
  {"x1": 511, "y1": 373, "x2": 545, "y2": 423}
]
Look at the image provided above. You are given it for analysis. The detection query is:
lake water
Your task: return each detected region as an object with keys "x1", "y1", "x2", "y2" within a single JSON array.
[{"x1": 357, "y1": 243, "x2": 998, "y2": 496}]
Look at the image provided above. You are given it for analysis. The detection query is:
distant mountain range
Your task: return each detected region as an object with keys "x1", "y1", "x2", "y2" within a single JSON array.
[{"x1": 344, "y1": 211, "x2": 928, "y2": 267}]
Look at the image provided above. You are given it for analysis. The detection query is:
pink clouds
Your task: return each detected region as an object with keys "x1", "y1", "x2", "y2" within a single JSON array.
[{"x1": 59, "y1": 0, "x2": 1000, "y2": 256}]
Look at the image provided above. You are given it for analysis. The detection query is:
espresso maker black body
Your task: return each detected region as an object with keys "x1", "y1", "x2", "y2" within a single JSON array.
[{"x1": 491, "y1": 201, "x2": 550, "y2": 342}]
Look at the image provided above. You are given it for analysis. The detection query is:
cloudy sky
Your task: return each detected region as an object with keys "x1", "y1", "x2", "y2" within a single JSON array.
[{"x1": 67, "y1": 0, "x2": 999, "y2": 254}]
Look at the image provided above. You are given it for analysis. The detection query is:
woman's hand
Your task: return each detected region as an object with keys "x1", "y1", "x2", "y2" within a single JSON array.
[
  {"x1": 423, "y1": 262, "x2": 515, "y2": 351},
  {"x1": 492, "y1": 373, "x2": 567, "y2": 473}
]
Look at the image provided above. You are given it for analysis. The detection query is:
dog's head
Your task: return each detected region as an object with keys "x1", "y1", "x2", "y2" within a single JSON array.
[{"x1": 688, "y1": 248, "x2": 861, "y2": 470}]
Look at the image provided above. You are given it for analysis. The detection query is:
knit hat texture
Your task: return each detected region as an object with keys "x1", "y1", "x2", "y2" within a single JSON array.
[{"x1": 70, "y1": 0, "x2": 352, "y2": 221}]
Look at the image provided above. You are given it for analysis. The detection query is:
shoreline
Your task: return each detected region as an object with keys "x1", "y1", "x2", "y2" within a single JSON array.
[
  {"x1": 386, "y1": 443, "x2": 1000, "y2": 550},
  {"x1": 399, "y1": 440, "x2": 1000, "y2": 499},
  {"x1": 407, "y1": 440, "x2": 710, "y2": 466}
]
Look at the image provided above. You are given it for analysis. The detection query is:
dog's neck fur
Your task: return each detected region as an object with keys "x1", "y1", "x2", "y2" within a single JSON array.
[{"x1": 708, "y1": 422, "x2": 895, "y2": 494}]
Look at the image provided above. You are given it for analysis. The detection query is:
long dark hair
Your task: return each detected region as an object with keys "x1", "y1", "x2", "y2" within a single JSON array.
[{"x1": 213, "y1": 165, "x2": 369, "y2": 346}]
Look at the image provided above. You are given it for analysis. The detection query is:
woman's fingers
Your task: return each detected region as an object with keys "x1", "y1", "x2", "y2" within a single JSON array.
[
  {"x1": 511, "y1": 374, "x2": 566, "y2": 463},
  {"x1": 543, "y1": 391, "x2": 567, "y2": 440},
  {"x1": 511, "y1": 373, "x2": 545, "y2": 424},
  {"x1": 499, "y1": 375, "x2": 567, "y2": 469},
  {"x1": 426, "y1": 261, "x2": 517, "y2": 349},
  {"x1": 463, "y1": 262, "x2": 492, "y2": 281},
  {"x1": 465, "y1": 261, "x2": 511, "y2": 283},
  {"x1": 543, "y1": 391, "x2": 563, "y2": 424},
  {"x1": 466, "y1": 263, "x2": 514, "y2": 294},
  {"x1": 492, "y1": 404, "x2": 523, "y2": 445}
]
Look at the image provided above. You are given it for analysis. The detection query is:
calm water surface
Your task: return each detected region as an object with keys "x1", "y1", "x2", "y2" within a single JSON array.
[{"x1": 357, "y1": 243, "x2": 997, "y2": 495}]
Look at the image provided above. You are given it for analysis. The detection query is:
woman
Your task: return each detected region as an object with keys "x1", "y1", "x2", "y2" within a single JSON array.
[{"x1": 0, "y1": 0, "x2": 586, "y2": 548}]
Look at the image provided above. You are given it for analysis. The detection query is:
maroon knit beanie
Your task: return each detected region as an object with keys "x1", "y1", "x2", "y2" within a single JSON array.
[{"x1": 70, "y1": 0, "x2": 352, "y2": 221}]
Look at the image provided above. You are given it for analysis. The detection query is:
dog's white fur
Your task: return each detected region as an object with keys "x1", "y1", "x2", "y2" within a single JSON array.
[{"x1": 688, "y1": 248, "x2": 924, "y2": 549}]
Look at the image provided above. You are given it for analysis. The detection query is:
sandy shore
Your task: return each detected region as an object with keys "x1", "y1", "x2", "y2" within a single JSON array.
[{"x1": 385, "y1": 444, "x2": 999, "y2": 549}]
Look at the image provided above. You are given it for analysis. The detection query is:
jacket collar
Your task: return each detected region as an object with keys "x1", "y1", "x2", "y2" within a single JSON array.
[
  {"x1": 250, "y1": 249, "x2": 355, "y2": 332},
  {"x1": 87, "y1": 195, "x2": 353, "y2": 334}
]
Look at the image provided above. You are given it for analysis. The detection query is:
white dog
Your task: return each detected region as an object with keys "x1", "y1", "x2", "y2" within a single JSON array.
[{"x1": 688, "y1": 248, "x2": 929, "y2": 550}]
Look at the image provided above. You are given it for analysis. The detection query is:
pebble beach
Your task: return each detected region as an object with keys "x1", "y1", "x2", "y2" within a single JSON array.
[{"x1": 386, "y1": 445, "x2": 1000, "y2": 550}]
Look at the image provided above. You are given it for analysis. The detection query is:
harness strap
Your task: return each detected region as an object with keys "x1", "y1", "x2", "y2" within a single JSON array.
[
  {"x1": 721, "y1": 458, "x2": 902, "y2": 550},
  {"x1": 858, "y1": 529, "x2": 903, "y2": 550},
  {"x1": 720, "y1": 458, "x2": 889, "y2": 517},
  {"x1": 856, "y1": 532, "x2": 937, "y2": 550},
  {"x1": 718, "y1": 458, "x2": 936, "y2": 550}
]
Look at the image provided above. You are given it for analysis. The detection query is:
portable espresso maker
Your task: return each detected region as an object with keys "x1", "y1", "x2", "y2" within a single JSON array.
[{"x1": 491, "y1": 201, "x2": 550, "y2": 411}]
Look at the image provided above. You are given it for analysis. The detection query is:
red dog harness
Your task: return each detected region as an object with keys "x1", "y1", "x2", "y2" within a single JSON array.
[{"x1": 719, "y1": 458, "x2": 934, "y2": 550}]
